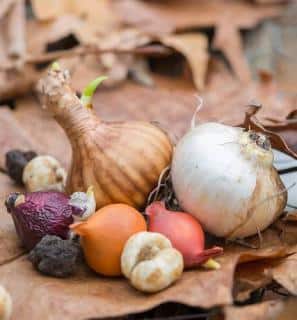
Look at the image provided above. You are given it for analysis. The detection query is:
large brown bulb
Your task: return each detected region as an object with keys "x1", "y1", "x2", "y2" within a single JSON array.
[{"x1": 38, "y1": 68, "x2": 173, "y2": 209}]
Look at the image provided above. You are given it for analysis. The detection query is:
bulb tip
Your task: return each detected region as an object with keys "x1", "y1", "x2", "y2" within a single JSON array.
[
  {"x1": 51, "y1": 61, "x2": 60, "y2": 71},
  {"x1": 202, "y1": 258, "x2": 221, "y2": 270}
]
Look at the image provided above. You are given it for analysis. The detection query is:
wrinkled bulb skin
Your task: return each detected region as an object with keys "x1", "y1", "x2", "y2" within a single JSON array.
[
  {"x1": 22, "y1": 155, "x2": 67, "y2": 192},
  {"x1": 171, "y1": 123, "x2": 287, "y2": 239},
  {"x1": 5, "y1": 191, "x2": 74, "y2": 250},
  {"x1": 121, "y1": 232, "x2": 184, "y2": 293},
  {"x1": 146, "y1": 202, "x2": 223, "y2": 268}
]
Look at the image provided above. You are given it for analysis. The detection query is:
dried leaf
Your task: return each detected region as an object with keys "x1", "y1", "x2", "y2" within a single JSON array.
[
  {"x1": 0, "y1": 0, "x2": 15, "y2": 20},
  {"x1": 114, "y1": 0, "x2": 284, "y2": 81},
  {"x1": 0, "y1": 255, "x2": 234, "y2": 319},
  {"x1": 234, "y1": 260, "x2": 275, "y2": 302},
  {"x1": 0, "y1": 66, "x2": 41, "y2": 100},
  {"x1": 0, "y1": 235, "x2": 293, "y2": 319},
  {"x1": 224, "y1": 300, "x2": 284, "y2": 320},
  {"x1": 245, "y1": 2, "x2": 297, "y2": 92},
  {"x1": 0, "y1": 173, "x2": 24, "y2": 265},
  {"x1": 243, "y1": 104, "x2": 297, "y2": 160},
  {"x1": 160, "y1": 33, "x2": 209, "y2": 90},
  {"x1": 213, "y1": 17, "x2": 251, "y2": 82},
  {"x1": 0, "y1": 108, "x2": 37, "y2": 170},
  {"x1": 283, "y1": 210, "x2": 297, "y2": 222},
  {"x1": 31, "y1": 0, "x2": 118, "y2": 34},
  {"x1": 13, "y1": 96, "x2": 71, "y2": 169},
  {"x1": 267, "y1": 252, "x2": 297, "y2": 295},
  {"x1": 275, "y1": 298, "x2": 297, "y2": 320}
]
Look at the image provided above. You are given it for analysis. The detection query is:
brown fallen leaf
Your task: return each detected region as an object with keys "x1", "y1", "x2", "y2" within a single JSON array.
[
  {"x1": 266, "y1": 252, "x2": 297, "y2": 295},
  {"x1": 0, "y1": 0, "x2": 15, "y2": 20},
  {"x1": 6, "y1": 0, "x2": 26, "y2": 65},
  {"x1": 159, "y1": 33, "x2": 209, "y2": 90},
  {"x1": 13, "y1": 96, "x2": 71, "y2": 169},
  {"x1": 0, "y1": 237, "x2": 294, "y2": 320},
  {"x1": 245, "y1": 2, "x2": 297, "y2": 93},
  {"x1": 0, "y1": 65, "x2": 41, "y2": 100},
  {"x1": 283, "y1": 210, "x2": 297, "y2": 222},
  {"x1": 224, "y1": 300, "x2": 284, "y2": 320},
  {"x1": 0, "y1": 173, "x2": 25, "y2": 265},
  {"x1": 0, "y1": 255, "x2": 234, "y2": 319},
  {"x1": 31, "y1": 0, "x2": 118, "y2": 34},
  {"x1": 234, "y1": 260, "x2": 276, "y2": 302},
  {"x1": 0, "y1": 108, "x2": 39, "y2": 170},
  {"x1": 243, "y1": 104, "x2": 297, "y2": 160},
  {"x1": 114, "y1": 0, "x2": 284, "y2": 81},
  {"x1": 274, "y1": 298, "x2": 297, "y2": 320}
]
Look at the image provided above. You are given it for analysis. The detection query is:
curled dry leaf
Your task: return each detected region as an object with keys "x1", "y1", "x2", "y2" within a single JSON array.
[
  {"x1": 224, "y1": 300, "x2": 284, "y2": 320},
  {"x1": 243, "y1": 104, "x2": 297, "y2": 160},
  {"x1": 114, "y1": 0, "x2": 284, "y2": 81},
  {"x1": 266, "y1": 252, "x2": 297, "y2": 295},
  {"x1": 159, "y1": 33, "x2": 209, "y2": 90},
  {"x1": 234, "y1": 259, "x2": 277, "y2": 302}
]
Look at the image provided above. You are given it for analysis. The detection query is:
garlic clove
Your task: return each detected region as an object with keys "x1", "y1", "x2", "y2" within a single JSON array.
[
  {"x1": 22, "y1": 155, "x2": 67, "y2": 192},
  {"x1": 121, "y1": 232, "x2": 172, "y2": 278},
  {"x1": 69, "y1": 186, "x2": 96, "y2": 220},
  {"x1": 0, "y1": 285, "x2": 12, "y2": 320},
  {"x1": 121, "y1": 232, "x2": 184, "y2": 293},
  {"x1": 130, "y1": 248, "x2": 183, "y2": 293}
]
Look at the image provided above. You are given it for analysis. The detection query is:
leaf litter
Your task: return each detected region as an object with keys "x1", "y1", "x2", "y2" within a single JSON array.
[{"x1": 1, "y1": 1, "x2": 297, "y2": 319}]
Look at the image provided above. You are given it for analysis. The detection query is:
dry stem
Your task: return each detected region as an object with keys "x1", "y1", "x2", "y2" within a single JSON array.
[{"x1": 1, "y1": 45, "x2": 173, "y2": 71}]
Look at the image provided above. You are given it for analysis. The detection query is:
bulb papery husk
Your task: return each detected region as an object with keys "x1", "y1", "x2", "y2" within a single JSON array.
[
  {"x1": 171, "y1": 122, "x2": 287, "y2": 239},
  {"x1": 38, "y1": 68, "x2": 173, "y2": 210}
]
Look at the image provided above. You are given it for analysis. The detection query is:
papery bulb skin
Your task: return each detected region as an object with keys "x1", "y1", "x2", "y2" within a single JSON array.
[
  {"x1": 171, "y1": 123, "x2": 287, "y2": 239},
  {"x1": 38, "y1": 68, "x2": 173, "y2": 210}
]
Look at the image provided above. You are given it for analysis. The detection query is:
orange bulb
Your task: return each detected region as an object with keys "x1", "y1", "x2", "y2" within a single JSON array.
[{"x1": 70, "y1": 204, "x2": 147, "y2": 276}]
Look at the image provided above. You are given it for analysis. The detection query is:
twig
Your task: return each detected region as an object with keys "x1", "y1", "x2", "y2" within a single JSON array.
[
  {"x1": 7, "y1": 0, "x2": 26, "y2": 66},
  {"x1": 0, "y1": 45, "x2": 173, "y2": 70}
]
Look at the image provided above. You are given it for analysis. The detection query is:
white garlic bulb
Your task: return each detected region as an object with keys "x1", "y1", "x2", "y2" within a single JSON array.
[
  {"x1": 121, "y1": 232, "x2": 183, "y2": 293},
  {"x1": 171, "y1": 123, "x2": 286, "y2": 239}
]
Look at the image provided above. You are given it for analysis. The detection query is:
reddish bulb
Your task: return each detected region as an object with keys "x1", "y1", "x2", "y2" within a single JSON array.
[{"x1": 146, "y1": 202, "x2": 223, "y2": 268}]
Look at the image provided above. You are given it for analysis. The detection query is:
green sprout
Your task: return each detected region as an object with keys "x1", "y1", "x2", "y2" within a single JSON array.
[
  {"x1": 80, "y1": 76, "x2": 107, "y2": 109},
  {"x1": 51, "y1": 61, "x2": 60, "y2": 71}
]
